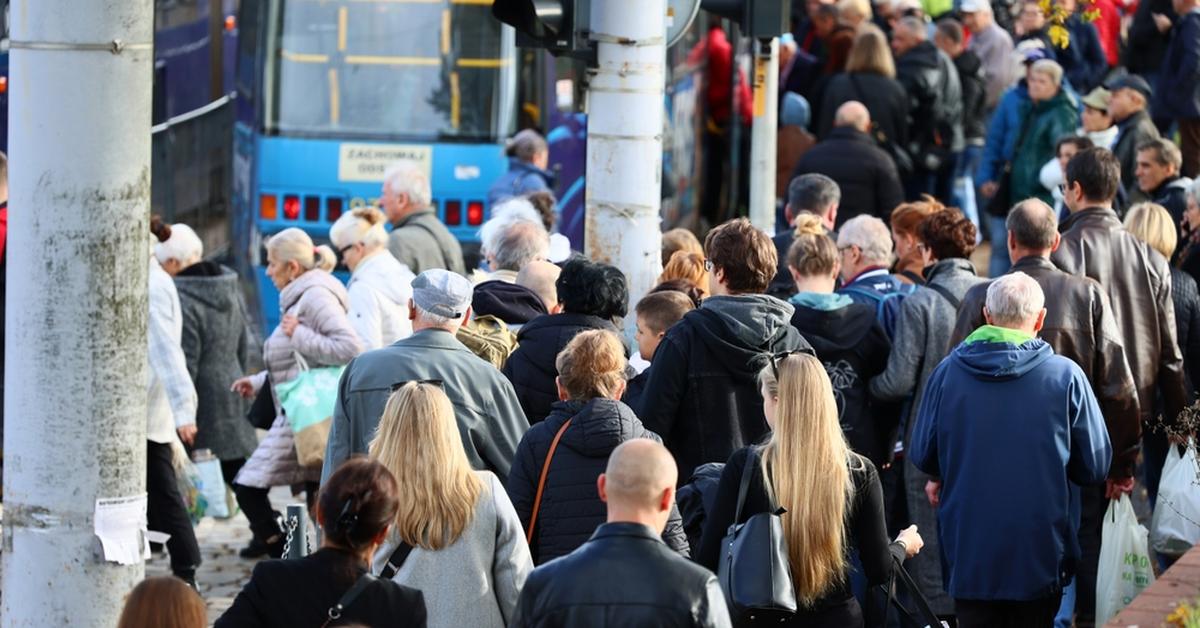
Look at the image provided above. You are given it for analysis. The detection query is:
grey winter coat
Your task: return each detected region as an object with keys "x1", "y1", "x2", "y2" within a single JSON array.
[
  {"x1": 373, "y1": 472, "x2": 532, "y2": 628},
  {"x1": 235, "y1": 269, "x2": 362, "y2": 489},
  {"x1": 388, "y1": 210, "x2": 467, "y2": 276},
  {"x1": 175, "y1": 261, "x2": 259, "y2": 461}
]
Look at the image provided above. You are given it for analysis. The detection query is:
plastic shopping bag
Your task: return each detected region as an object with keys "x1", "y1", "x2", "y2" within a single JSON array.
[
  {"x1": 175, "y1": 459, "x2": 207, "y2": 524},
  {"x1": 1096, "y1": 494, "x2": 1155, "y2": 625},
  {"x1": 1151, "y1": 441, "x2": 1200, "y2": 556},
  {"x1": 274, "y1": 353, "x2": 344, "y2": 468},
  {"x1": 191, "y1": 451, "x2": 230, "y2": 519}
]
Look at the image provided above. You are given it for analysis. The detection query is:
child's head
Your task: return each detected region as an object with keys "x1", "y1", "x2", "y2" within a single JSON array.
[{"x1": 634, "y1": 291, "x2": 695, "y2": 362}]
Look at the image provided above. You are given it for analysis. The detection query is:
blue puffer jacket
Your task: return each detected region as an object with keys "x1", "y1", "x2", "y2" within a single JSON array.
[
  {"x1": 979, "y1": 81, "x2": 1030, "y2": 185},
  {"x1": 909, "y1": 327, "x2": 1112, "y2": 601},
  {"x1": 1157, "y1": 9, "x2": 1200, "y2": 120},
  {"x1": 487, "y1": 158, "x2": 555, "y2": 206}
]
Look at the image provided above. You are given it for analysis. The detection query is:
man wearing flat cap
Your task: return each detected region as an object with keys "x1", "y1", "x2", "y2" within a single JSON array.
[
  {"x1": 1106, "y1": 75, "x2": 1162, "y2": 201},
  {"x1": 321, "y1": 269, "x2": 529, "y2": 485}
]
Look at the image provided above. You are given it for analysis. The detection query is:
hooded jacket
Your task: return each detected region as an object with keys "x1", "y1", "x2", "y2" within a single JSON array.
[
  {"x1": 473, "y1": 280, "x2": 548, "y2": 327},
  {"x1": 949, "y1": 256, "x2": 1138, "y2": 478},
  {"x1": 487, "y1": 158, "x2": 556, "y2": 207},
  {"x1": 502, "y1": 313, "x2": 622, "y2": 424},
  {"x1": 347, "y1": 251, "x2": 414, "y2": 352},
  {"x1": 909, "y1": 328, "x2": 1111, "y2": 600},
  {"x1": 504, "y1": 398, "x2": 690, "y2": 565},
  {"x1": 895, "y1": 41, "x2": 965, "y2": 162},
  {"x1": 637, "y1": 295, "x2": 813, "y2": 483},
  {"x1": 789, "y1": 296, "x2": 899, "y2": 466},
  {"x1": 175, "y1": 261, "x2": 259, "y2": 461}
]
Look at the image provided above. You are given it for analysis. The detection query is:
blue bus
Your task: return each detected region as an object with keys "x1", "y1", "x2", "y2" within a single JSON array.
[{"x1": 232, "y1": 0, "x2": 517, "y2": 329}]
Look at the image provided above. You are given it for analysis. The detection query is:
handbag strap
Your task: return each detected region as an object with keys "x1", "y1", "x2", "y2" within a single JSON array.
[
  {"x1": 292, "y1": 351, "x2": 311, "y2": 373},
  {"x1": 321, "y1": 573, "x2": 377, "y2": 628},
  {"x1": 732, "y1": 447, "x2": 761, "y2": 525},
  {"x1": 926, "y1": 282, "x2": 961, "y2": 310},
  {"x1": 379, "y1": 541, "x2": 415, "y2": 580},
  {"x1": 526, "y1": 417, "x2": 573, "y2": 545},
  {"x1": 884, "y1": 554, "x2": 943, "y2": 628}
]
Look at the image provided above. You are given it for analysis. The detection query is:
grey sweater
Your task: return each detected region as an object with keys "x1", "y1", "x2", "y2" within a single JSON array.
[
  {"x1": 869, "y1": 258, "x2": 986, "y2": 444},
  {"x1": 374, "y1": 472, "x2": 532, "y2": 628}
]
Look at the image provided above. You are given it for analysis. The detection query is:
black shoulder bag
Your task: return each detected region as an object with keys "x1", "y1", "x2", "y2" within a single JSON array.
[
  {"x1": 717, "y1": 448, "x2": 797, "y2": 623},
  {"x1": 246, "y1": 375, "x2": 275, "y2": 430},
  {"x1": 379, "y1": 541, "x2": 415, "y2": 580},
  {"x1": 884, "y1": 554, "x2": 946, "y2": 628},
  {"x1": 321, "y1": 573, "x2": 378, "y2": 628},
  {"x1": 849, "y1": 74, "x2": 914, "y2": 176}
]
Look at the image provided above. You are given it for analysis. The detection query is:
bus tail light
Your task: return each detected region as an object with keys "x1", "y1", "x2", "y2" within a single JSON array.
[
  {"x1": 445, "y1": 200, "x2": 462, "y2": 225},
  {"x1": 260, "y1": 194, "x2": 278, "y2": 220},
  {"x1": 327, "y1": 197, "x2": 343, "y2": 221},
  {"x1": 304, "y1": 196, "x2": 320, "y2": 221},
  {"x1": 283, "y1": 195, "x2": 300, "y2": 220},
  {"x1": 467, "y1": 201, "x2": 484, "y2": 226}
]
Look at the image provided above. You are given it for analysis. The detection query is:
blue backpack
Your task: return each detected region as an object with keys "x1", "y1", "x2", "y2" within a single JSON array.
[{"x1": 839, "y1": 284, "x2": 918, "y2": 339}]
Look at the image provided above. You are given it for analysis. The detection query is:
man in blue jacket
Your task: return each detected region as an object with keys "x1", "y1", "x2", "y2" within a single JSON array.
[
  {"x1": 909, "y1": 272, "x2": 1112, "y2": 627},
  {"x1": 1157, "y1": 0, "x2": 1200, "y2": 177}
]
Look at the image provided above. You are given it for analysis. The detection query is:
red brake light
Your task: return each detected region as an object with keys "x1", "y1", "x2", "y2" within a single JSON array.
[
  {"x1": 327, "y1": 198, "x2": 343, "y2": 221},
  {"x1": 467, "y1": 201, "x2": 484, "y2": 226},
  {"x1": 283, "y1": 195, "x2": 300, "y2": 220},
  {"x1": 304, "y1": 196, "x2": 320, "y2": 221},
  {"x1": 445, "y1": 200, "x2": 462, "y2": 225}
]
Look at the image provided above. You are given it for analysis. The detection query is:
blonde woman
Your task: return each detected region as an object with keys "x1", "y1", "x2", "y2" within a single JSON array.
[
  {"x1": 370, "y1": 382, "x2": 532, "y2": 628},
  {"x1": 230, "y1": 227, "x2": 362, "y2": 559},
  {"x1": 1125, "y1": 202, "x2": 1200, "y2": 505},
  {"x1": 330, "y1": 207, "x2": 415, "y2": 350},
  {"x1": 698, "y1": 353, "x2": 922, "y2": 627},
  {"x1": 817, "y1": 24, "x2": 908, "y2": 149}
]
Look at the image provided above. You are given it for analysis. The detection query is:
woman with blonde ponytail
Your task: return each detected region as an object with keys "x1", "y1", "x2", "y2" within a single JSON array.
[
  {"x1": 698, "y1": 352, "x2": 922, "y2": 627},
  {"x1": 229, "y1": 227, "x2": 362, "y2": 559},
  {"x1": 330, "y1": 207, "x2": 415, "y2": 350}
]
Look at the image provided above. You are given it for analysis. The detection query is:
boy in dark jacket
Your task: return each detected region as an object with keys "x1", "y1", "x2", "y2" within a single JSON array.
[
  {"x1": 637, "y1": 218, "x2": 812, "y2": 483},
  {"x1": 625, "y1": 291, "x2": 695, "y2": 411}
]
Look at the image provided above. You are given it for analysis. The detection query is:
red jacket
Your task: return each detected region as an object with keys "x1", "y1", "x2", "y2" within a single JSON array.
[
  {"x1": 688, "y1": 27, "x2": 752, "y2": 127},
  {"x1": 1093, "y1": 0, "x2": 1122, "y2": 66}
]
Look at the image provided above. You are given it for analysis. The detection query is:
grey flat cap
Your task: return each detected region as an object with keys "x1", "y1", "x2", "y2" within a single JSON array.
[{"x1": 412, "y1": 269, "x2": 472, "y2": 319}]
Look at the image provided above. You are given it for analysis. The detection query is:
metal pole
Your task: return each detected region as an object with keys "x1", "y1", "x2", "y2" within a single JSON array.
[
  {"x1": 584, "y1": 0, "x2": 667, "y2": 340},
  {"x1": 4, "y1": 1, "x2": 152, "y2": 625},
  {"x1": 748, "y1": 37, "x2": 779, "y2": 234},
  {"x1": 284, "y1": 503, "x2": 310, "y2": 559}
]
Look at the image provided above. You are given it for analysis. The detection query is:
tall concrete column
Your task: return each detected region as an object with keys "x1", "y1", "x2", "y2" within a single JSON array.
[
  {"x1": 748, "y1": 37, "x2": 779, "y2": 233},
  {"x1": 584, "y1": 0, "x2": 667, "y2": 338},
  {"x1": 4, "y1": 0, "x2": 152, "y2": 624}
]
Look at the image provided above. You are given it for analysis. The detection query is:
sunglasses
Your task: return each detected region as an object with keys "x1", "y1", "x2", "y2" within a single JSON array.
[
  {"x1": 390, "y1": 379, "x2": 445, "y2": 392},
  {"x1": 769, "y1": 350, "x2": 807, "y2": 381}
]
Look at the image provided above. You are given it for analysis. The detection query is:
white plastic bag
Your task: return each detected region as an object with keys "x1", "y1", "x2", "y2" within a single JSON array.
[
  {"x1": 192, "y1": 454, "x2": 230, "y2": 519},
  {"x1": 1096, "y1": 494, "x2": 1155, "y2": 625},
  {"x1": 1150, "y1": 441, "x2": 1200, "y2": 556}
]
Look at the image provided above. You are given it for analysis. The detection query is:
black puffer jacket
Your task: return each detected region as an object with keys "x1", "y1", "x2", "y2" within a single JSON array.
[
  {"x1": 896, "y1": 41, "x2": 964, "y2": 165},
  {"x1": 1171, "y1": 267, "x2": 1200, "y2": 398},
  {"x1": 502, "y1": 313, "x2": 621, "y2": 424},
  {"x1": 790, "y1": 301, "x2": 898, "y2": 466},
  {"x1": 504, "y1": 398, "x2": 690, "y2": 565}
]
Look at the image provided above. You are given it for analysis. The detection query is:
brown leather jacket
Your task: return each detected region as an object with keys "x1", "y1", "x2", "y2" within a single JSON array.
[
  {"x1": 950, "y1": 255, "x2": 1140, "y2": 478},
  {"x1": 1052, "y1": 207, "x2": 1187, "y2": 441}
]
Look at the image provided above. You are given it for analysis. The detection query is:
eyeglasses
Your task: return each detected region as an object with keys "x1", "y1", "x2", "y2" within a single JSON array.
[
  {"x1": 703, "y1": 259, "x2": 714, "y2": 272},
  {"x1": 838, "y1": 245, "x2": 858, "y2": 254},
  {"x1": 769, "y1": 350, "x2": 807, "y2": 381},
  {"x1": 390, "y1": 379, "x2": 445, "y2": 392},
  {"x1": 338, "y1": 243, "x2": 357, "y2": 257}
]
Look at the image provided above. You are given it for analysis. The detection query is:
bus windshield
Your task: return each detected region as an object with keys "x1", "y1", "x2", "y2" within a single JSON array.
[{"x1": 267, "y1": 0, "x2": 515, "y2": 142}]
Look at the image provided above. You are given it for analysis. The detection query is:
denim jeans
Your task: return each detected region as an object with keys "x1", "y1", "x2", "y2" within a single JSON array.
[
  {"x1": 1054, "y1": 577, "x2": 1075, "y2": 628},
  {"x1": 986, "y1": 213, "x2": 1011, "y2": 278},
  {"x1": 954, "y1": 146, "x2": 984, "y2": 243}
]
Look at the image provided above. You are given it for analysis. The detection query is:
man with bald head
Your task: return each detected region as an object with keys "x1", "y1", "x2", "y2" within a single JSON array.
[
  {"x1": 790, "y1": 101, "x2": 904, "y2": 226},
  {"x1": 516, "y1": 260, "x2": 562, "y2": 314},
  {"x1": 510, "y1": 439, "x2": 732, "y2": 628}
]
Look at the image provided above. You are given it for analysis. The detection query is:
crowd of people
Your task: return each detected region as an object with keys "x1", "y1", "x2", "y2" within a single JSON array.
[{"x1": 123, "y1": 0, "x2": 1200, "y2": 625}]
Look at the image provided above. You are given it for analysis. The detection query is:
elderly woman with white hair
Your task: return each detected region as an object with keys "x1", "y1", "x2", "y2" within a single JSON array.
[
  {"x1": 154, "y1": 222, "x2": 259, "y2": 507},
  {"x1": 330, "y1": 207, "x2": 415, "y2": 350},
  {"x1": 230, "y1": 228, "x2": 362, "y2": 559}
]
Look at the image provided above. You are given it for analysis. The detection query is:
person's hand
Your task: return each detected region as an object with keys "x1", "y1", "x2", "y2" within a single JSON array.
[
  {"x1": 1153, "y1": 12, "x2": 1172, "y2": 32},
  {"x1": 177, "y1": 424, "x2": 198, "y2": 446},
  {"x1": 280, "y1": 314, "x2": 300, "y2": 337},
  {"x1": 1105, "y1": 476, "x2": 1135, "y2": 499},
  {"x1": 925, "y1": 479, "x2": 942, "y2": 507},
  {"x1": 231, "y1": 376, "x2": 257, "y2": 399},
  {"x1": 980, "y1": 181, "x2": 999, "y2": 198},
  {"x1": 896, "y1": 525, "x2": 924, "y2": 558}
]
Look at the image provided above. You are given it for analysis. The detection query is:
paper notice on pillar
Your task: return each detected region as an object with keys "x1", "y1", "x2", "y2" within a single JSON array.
[{"x1": 94, "y1": 494, "x2": 149, "y2": 565}]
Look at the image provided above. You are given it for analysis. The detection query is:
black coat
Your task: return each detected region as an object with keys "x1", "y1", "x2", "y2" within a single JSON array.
[
  {"x1": 1158, "y1": 9, "x2": 1200, "y2": 120},
  {"x1": 637, "y1": 296, "x2": 813, "y2": 483},
  {"x1": 1058, "y1": 17, "x2": 1109, "y2": 93},
  {"x1": 215, "y1": 548, "x2": 428, "y2": 628},
  {"x1": 1150, "y1": 175, "x2": 1192, "y2": 229},
  {"x1": 1127, "y1": 0, "x2": 1174, "y2": 75},
  {"x1": 954, "y1": 50, "x2": 989, "y2": 142},
  {"x1": 502, "y1": 313, "x2": 621, "y2": 424},
  {"x1": 510, "y1": 523, "x2": 729, "y2": 628},
  {"x1": 790, "y1": 302, "x2": 898, "y2": 466},
  {"x1": 791, "y1": 127, "x2": 905, "y2": 227},
  {"x1": 505, "y1": 398, "x2": 689, "y2": 565},
  {"x1": 1171, "y1": 267, "x2": 1200, "y2": 398},
  {"x1": 895, "y1": 41, "x2": 964, "y2": 159},
  {"x1": 816, "y1": 72, "x2": 909, "y2": 152},
  {"x1": 472, "y1": 280, "x2": 548, "y2": 326}
]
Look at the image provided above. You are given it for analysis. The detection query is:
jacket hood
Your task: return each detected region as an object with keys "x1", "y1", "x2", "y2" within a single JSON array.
[
  {"x1": 898, "y1": 40, "x2": 939, "y2": 70},
  {"x1": 790, "y1": 302, "x2": 877, "y2": 353},
  {"x1": 951, "y1": 333, "x2": 1055, "y2": 381},
  {"x1": 174, "y1": 261, "x2": 240, "y2": 312},
  {"x1": 549, "y1": 398, "x2": 648, "y2": 457},
  {"x1": 473, "y1": 280, "x2": 547, "y2": 324},
  {"x1": 280, "y1": 268, "x2": 350, "y2": 312},
  {"x1": 350, "y1": 252, "x2": 413, "y2": 307},
  {"x1": 691, "y1": 295, "x2": 808, "y2": 375}
]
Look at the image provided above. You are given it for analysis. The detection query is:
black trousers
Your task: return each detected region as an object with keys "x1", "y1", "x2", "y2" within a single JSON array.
[
  {"x1": 146, "y1": 441, "x2": 201, "y2": 577},
  {"x1": 1074, "y1": 481, "x2": 1107, "y2": 626},
  {"x1": 232, "y1": 480, "x2": 318, "y2": 542},
  {"x1": 955, "y1": 595, "x2": 1061, "y2": 628}
]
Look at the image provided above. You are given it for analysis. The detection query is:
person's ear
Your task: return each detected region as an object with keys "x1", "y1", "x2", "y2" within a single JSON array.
[
  {"x1": 556, "y1": 377, "x2": 570, "y2": 402},
  {"x1": 831, "y1": 260, "x2": 842, "y2": 280},
  {"x1": 612, "y1": 379, "x2": 627, "y2": 400},
  {"x1": 784, "y1": 203, "x2": 795, "y2": 225},
  {"x1": 461, "y1": 306, "x2": 473, "y2": 326},
  {"x1": 1034, "y1": 308, "x2": 1047, "y2": 332},
  {"x1": 550, "y1": 302, "x2": 565, "y2": 315},
  {"x1": 983, "y1": 306, "x2": 993, "y2": 326},
  {"x1": 408, "y1": 299, "x2": 418, "y2": 322},
  {"x1": 659, "y1": 486, "x2": 675, "y2": 513},
  {"x1": 789, "y1": 266, "x2": 804, "y2": 283},
  {"x1": 1050, "y1": 233, "x2": 1061, "y2": 252},
  {"x1": 597, "y1": 474, "x2": 609, "y2": 503}
]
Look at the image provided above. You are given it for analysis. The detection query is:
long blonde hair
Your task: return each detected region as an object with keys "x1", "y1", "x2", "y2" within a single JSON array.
[
  {"x1": 759, "y1": 353, "x2": 856, "y2": 605},
  {"x1": 368, "y1": 382, "x2": 483, "y2": 550}
]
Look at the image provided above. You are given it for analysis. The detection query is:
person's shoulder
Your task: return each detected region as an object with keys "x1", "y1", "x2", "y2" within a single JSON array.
[{"x1": 366, "y1": 577, "x2": 427, "y2": 617}]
